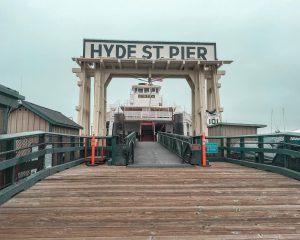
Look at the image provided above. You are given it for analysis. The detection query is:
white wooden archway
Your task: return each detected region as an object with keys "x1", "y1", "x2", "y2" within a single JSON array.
[{"x1": 73, "y1": 57, "x2": 232, "y2": 136}]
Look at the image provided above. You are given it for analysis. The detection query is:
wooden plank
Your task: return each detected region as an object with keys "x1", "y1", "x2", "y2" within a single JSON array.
[{"x1": 1, "y1": 162, "x2": 300, "y2": 239}]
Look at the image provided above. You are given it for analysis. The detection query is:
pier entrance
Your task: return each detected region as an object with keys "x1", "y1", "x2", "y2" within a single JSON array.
[{"x1": 72, "y1": 39, "x2": 232, "y2": 137}]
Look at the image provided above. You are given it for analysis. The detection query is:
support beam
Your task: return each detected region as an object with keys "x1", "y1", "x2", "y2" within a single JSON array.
[
  {"x1": 211, "y1": 66, "x2": 222, "y2": 118},
  {"x1": 179, "y1": 60, "x2": 185, "y2": 70},
  {"x1": 166, "y1": 60, "x2": 170, "y2": 70},
  {"x1": 108, "y1": 68, "x2": 194, "y2": 79},
  {"x1": 199, "y1": 68, "x2": 207, "y2": 135},
  {"x1": 76, "y1": 63, "x2": 91, "y2": 135},
  {"x1": 191, "y1": 68, "x2": 207, "y2": 136},
  {"x1": 93, "y1": 63, "x2": 110, "y2": 136},
  {"x1": 206, "y1": 78, "x2": 213, "y2": 111},
  {"x1": 191, "y1": 86, "x2": 196, "y2": 135},
  {"x1": 118, "y1": 59, "x2": 122, "y2": 69}
]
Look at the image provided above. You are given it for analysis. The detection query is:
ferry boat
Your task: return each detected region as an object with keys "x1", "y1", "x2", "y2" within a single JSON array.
[{"x1": 107, "y1": 82, "x2": 192, "y2": 141}]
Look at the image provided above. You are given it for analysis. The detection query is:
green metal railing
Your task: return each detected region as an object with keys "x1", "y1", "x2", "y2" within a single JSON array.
[
  {"x1": 123, "y1": 132, "x2": 136, "y2": 165},
  {"x1": 157, "y1": 132, "x2": 202, "y2": 165},
  {"x1": 157, "y1": 131, "x2": 300, "y2": 180},
  {"x1": 0, "y1": 131, "x2": 87, "y2": 204},
  {"x1": 0, "y1": 131, "x2": 131, "y2": 205},
  {"x1": 84, "y1": 135, "x2": 118, "y2": 165},
  {"x1": 207, "y1": 133, "x2": 300, "y2": 180}
]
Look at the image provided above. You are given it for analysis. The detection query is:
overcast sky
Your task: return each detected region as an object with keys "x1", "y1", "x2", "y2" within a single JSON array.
[{"x1": 1, "y1": 0, "x2": 299, "y2": 133}]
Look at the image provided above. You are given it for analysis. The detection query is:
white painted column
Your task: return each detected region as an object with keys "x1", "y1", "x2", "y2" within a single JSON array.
[
  {"x1": 199, "y1": 68, "x2": 208, "y2": 135},
  {"x1": 192, "y1": 68, "x2": 208, "y2": 136},
  {"x1": 191, "y1": 86, "x2": 196, "y2": 135},
  {"x1": 206, "y1": 77, "x2": 213, "y2": 111},
  {"x1": 104, "y1": 85, "x2": 107, "y2": 135},
  {"x1": 211, "y1": 66, "x2": 222, "y2": 120},
  {"x1": 93, "y1": 64, "x2": 109, "y2": 136},
  {"x1": 76, "y1": 63, "x2": 91, "y2": 136}
]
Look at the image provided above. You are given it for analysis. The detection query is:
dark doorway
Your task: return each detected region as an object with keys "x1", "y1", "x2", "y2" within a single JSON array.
[{"x1": 141, "y1": 123, "x2": 154, "y2": 141}]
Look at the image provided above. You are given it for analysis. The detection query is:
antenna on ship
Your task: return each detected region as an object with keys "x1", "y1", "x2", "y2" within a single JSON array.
[{"x1": 130, "y1": 74, "x2": 166, "y2": 85}]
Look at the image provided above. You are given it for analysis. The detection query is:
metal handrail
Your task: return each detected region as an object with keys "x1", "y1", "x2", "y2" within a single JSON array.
[
  {"x1": 157, "y1": 132, "x2": 197, "y2": 164},
  {"x1": 124, "y1": 132, "x2": 136, "y2": 165},
  {"x1": 0, "y1": 131, "x2": 122, "y2": 205},
  {"x1": 157, "y1": 132, "x2": 300, "y2": 180},
  {"x1": 205, "y1": 133, "x2": 300, "y2": 180}
]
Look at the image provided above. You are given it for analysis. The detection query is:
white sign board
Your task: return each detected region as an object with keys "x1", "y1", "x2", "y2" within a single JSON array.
[
  {"x1": 83, "y1": 39, "x2": 216, "y2": 60},
  {"x1": 207, "y1": 113, "x2": 221, "y2": 126}
]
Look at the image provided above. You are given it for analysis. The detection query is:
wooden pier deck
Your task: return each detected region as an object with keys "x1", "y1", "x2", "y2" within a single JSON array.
[{"x1": 1, "y1": 162, "x2": 300, "y2": 239}]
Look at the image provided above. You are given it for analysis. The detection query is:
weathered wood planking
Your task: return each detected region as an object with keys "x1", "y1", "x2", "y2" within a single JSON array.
[{"x1": 1, "y1": 162, "x2": 300, "y2": 239}]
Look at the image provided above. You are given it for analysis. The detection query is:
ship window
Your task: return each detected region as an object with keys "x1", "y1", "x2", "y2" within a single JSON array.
[
  {"x1": 134, "y1": 88, "x2": 137, "y2": 93},
  {"x1": 138, "y1": 88, "x2": 143, "y2": 93},
  {"x1": 144, "y1": 88, "x2": 149, "y2": 93},
  {"x1": 151, "y1": 88, "x2": 156, "y2": 92},
  {"x1": 156, "y1": 89, "x2": 159, "y2": 93},
  {"x1": 138, "y1": 95, "x2": 155, "y2": 98}
]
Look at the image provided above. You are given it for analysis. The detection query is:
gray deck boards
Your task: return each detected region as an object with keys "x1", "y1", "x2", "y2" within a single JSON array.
[
  {"x1": 1, "y1": 163, "x2": 300, "y2": 239},
  {"x1": 133, "y1": 142, "x2": 186, "y2": 166}
]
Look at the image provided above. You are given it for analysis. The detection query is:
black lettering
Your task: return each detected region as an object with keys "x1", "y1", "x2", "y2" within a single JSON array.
[
  {"x1": 197, "y1": 47, "x2": 207, "y2": 60},
  {"x1": 186, "y1": 46, "x2": 195, "y2": 58},
  {"x1": 142, "y1": 45, "x2": 152, "y2": 59},
  {"x1": 152, "y1": 45, "x2": 163, "y2": 58},
  {"x1": 127, "y1": 45, "x2": 136, "y2": 58},
  {"x1": 103, "y1": 44, "x2": 114, "y2": 57},
  {"x1": 91, "y1": 44, "x2": 102, "y2": 58},
  {"x1": 181, "y1": 46, "x2": 185, "y2": 59},
  {"x1": 116, "y1": 45, "x2": 126, "y2": 58},
  {"x1": 169, "y1": 46, "x2": 179, "y2": 58}
]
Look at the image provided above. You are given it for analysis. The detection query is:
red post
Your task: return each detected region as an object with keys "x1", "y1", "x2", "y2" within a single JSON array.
[
  {"x1": 91, "y1": 134, "x2": 95, "y2": 165},
  {"x1": 202, "y1": 132, "x2": 207, "y2": 167}
]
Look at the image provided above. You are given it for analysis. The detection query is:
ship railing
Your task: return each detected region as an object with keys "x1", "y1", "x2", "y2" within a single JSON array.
[{"x1": 124, "y1": 111, "x2": 173, "y2": 120}]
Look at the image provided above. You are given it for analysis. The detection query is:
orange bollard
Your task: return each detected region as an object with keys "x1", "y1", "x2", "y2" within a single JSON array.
[
  {"x1": 91, "y1": 134, "x2": 95, "y2": 166},
  {"x1": 202, "y1": 132, "x2": 207, "y2": 167}
]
